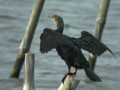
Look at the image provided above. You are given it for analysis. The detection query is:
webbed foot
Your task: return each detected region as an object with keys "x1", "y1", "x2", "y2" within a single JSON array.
[{"x1": 62, "y1": 72, "x2": 76, "y2": 83}]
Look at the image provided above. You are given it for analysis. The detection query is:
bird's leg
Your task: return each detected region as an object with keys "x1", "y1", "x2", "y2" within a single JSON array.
[
  {"x1": 67, "y1": 67, "x2": 71, "y2": 74},
  {"x1": 73, "y1": 68, "x2": 77, "y2": 75},
  {"x1": 62, "y1": 67, "x2": 71, "y2": 83},
  {"x1": 67, "y1": 66, "x2": 74, "y2": 75}
]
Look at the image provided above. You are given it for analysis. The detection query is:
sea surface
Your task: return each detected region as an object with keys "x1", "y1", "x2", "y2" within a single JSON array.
[{"x1": 0, "y1": 0, "x2": 120, "y2": 90}]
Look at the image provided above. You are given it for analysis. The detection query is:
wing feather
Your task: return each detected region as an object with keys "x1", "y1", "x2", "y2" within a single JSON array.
[
  {"x1": 40, "y1": 29, "x2": 76, "y2": 53},
  {"x1": 76, "y1": 31, "x2": 114, "y2": 56}
]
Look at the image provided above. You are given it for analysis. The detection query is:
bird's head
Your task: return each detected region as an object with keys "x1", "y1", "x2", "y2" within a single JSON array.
[{"x1": 49, "y1": 15, "x2": 63, "y2": 25}]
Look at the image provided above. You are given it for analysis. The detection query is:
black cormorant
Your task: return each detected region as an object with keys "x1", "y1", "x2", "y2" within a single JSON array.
[{"x1": 40, "y1": 15, "x2": 114, "y2": 80}]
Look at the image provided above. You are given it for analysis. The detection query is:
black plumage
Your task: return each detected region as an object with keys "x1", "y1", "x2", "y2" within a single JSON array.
[
  {"x1": 40, "y1": 15, "x2": 114, "y2": 79},
  {"x1": 40, "y1": 28, "x2": 113, "y2": 69},
  {"x1": 40, "y1": 29, "x2": 90, "y2": 70},
  {"x1": 76, "y1": 31, "x2": 114, "y2": 56}
]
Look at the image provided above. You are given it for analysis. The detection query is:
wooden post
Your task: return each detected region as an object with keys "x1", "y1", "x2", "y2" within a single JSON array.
[
  {"x1": 88, "y1": 0, "x2": 111, "y2": 70},
  {"x1": 58, "y1": 75, "x2": 80, "y2": 90},
  {"x1": 10, "y1": 0, "x2": 45, "y2": 78},
  {"x1": 23, "y1": 53, "x2": 35, "y2": 90}
]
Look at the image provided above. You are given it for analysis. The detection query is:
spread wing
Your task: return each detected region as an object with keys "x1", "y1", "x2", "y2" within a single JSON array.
[
  {"x1": 75, "y1": 31, "x2": 114, "y2": 56},
  {"x1": 40, "y1": 29, "x2": 76, "y2": 53}
]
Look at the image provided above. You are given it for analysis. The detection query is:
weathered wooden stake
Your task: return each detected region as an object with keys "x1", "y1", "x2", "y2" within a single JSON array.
[
  {"x1": 10, "y1": 0, "x2": 45, "y2": 78},
  {"x1": 23, "y1": 53, "x2": 35, "y2": 90},
  {"x1": 89, "y1": 0, "x2": 111, "y2": 70},
  {"x1": 58, "y1": 75, "x2": 80, "y2": 90}
]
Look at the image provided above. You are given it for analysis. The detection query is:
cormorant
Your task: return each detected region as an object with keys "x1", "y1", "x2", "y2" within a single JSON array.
[{"x1": 40, "y1": 15, "x2": 114, "y2": 81}]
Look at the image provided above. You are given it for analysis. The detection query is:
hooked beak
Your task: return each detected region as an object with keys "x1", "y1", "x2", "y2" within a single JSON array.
[{"x1": 49, "y1": 16, "x2": 57, "y2": 24}]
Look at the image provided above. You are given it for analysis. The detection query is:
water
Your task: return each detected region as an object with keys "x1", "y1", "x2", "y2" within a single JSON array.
[{"x1": 0, "y1": 0, "x2": 120, "y2": 90}]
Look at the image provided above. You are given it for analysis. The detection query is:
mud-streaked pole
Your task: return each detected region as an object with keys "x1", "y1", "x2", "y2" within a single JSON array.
[
  {"x1": 10, "y1": 0, "x2": 45, "y2": 78},
  {"x1": 88, "y1": 0, "x2": 111, "y2": 70},
  {"x1": 23, "y1": 53, "x2": 35, "y2": 90},
  {"x1": 58, "y1": 75, "x2": 80, "y2": 90}
]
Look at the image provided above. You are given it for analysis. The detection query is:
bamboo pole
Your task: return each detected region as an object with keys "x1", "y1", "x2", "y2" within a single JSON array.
[
  {"x1": 23, "y1": 53, "x2": 35, "y2": 90},
  {"x1": 58, "y1": 75, "x2": 80, "y2": 90},
  {"x1": 10, "y1": 0, "x2": 45, "y2": 78},
  {"x1": 88, "y1": 0, "x2": 111, "y2": 70}
]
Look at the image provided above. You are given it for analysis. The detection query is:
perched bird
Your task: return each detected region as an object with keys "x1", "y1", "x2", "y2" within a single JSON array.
[{"x1": 40, "y1": 15, "x2": 114, "y2": 81}]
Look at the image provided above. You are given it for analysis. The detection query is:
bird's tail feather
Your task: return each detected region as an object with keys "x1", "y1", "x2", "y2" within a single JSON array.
[
  {"x1": 84, "y1": 68, "x2": 101, "y2": 82},
  {"x1": 105, "y1": 46, "x2": 115, "y2": 57}
]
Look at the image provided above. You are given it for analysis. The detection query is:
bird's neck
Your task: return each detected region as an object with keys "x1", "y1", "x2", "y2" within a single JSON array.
[{"x1": 56, "y1": 23, "x2": 64, "y2": 33}]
